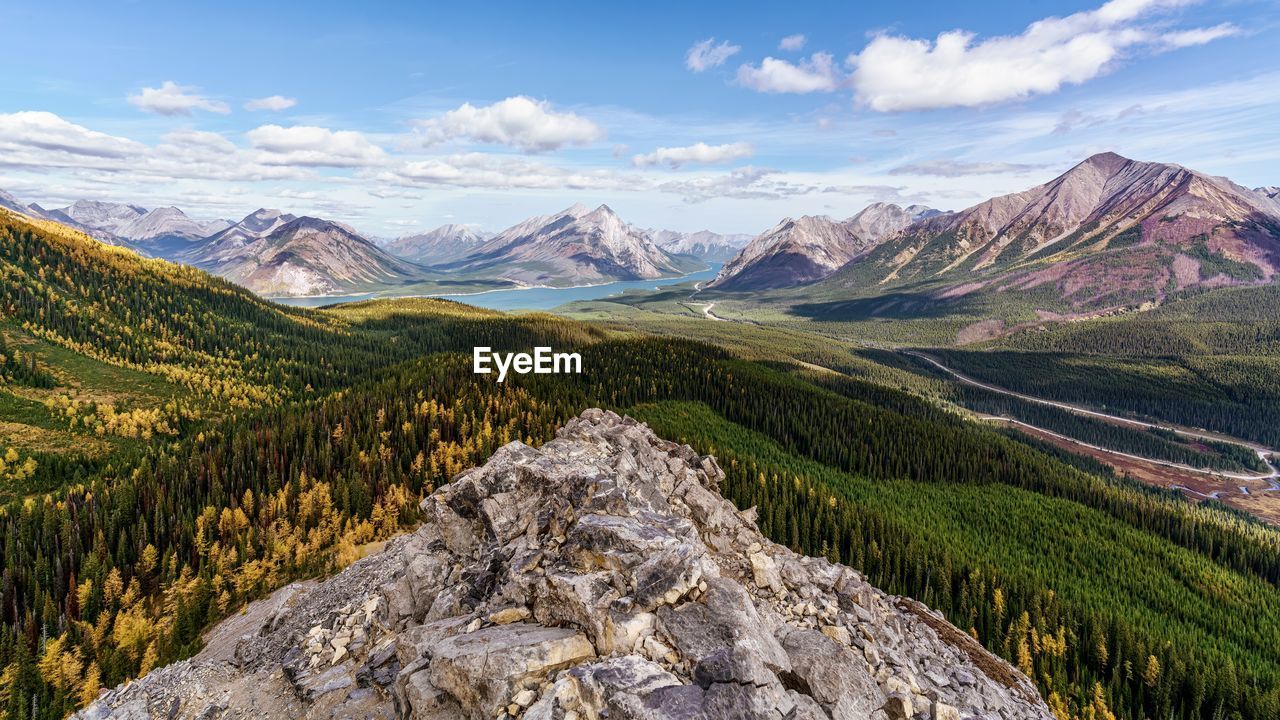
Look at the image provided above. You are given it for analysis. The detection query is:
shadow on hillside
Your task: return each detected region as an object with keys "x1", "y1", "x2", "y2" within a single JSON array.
[{"x1": 789, "y1": 291, "x2": 971, "y2": 321}]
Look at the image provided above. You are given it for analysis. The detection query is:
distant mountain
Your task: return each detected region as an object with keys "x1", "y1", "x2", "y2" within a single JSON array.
[
  {"x1": 650, "y1": 229, "x2": 753, "y2": 262},
  {"x1": 0, "y1": 191, "x2": 125, "y2": 244},
  {"x1": 54, "y1": 199, "x2": 147, "y2": 237},
  {"x1": 818, "y1": 152, "x2": 1280, "y2": 309},
  {"x1": 0, "y1": 189, "x2": 37, "y2": 217},
  {"x1": 185, "y1": 211, "x2": 420, "y2": 296},
  {"x1": 384, "y1": 224, "x2": 492, "y2": 265},
  {"x1": 1258, "y1": 186, "x2": 1280, "y2": 201},
  {"x1": 34, "y1": 198, "x2": 230, "y2": 254},
  {"x1": 844, "y1": 202, "x2": 944, "y2": 241},
  {"x1": 183, "y1": 208, "x2": 298, "y2": 265},
  {"x1": 711, "y1": 203, "x2": 938, "y2": 291},
  {"x1": 450, "y1": 204, "x2": 696, "y2": 286}
]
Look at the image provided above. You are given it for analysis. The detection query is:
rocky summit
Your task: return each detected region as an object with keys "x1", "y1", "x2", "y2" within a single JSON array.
[{"x1": 78, "y1": 410, "x2": 1052, "y2": 720}]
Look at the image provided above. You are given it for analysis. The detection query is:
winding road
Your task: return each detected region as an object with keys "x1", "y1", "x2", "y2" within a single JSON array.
[
  {"x1": 676, "y1": 290, "x2": 1278, "y2": 486},
  {"x1": 904, "y1": 350, "x2": 1279, "y2": 483}
]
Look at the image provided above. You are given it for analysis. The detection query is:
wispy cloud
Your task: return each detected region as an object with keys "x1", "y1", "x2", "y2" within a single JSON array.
[
  {"x1": 888, "y1": 160, "x2": 1047, "y2": 177},
  {"x1": 633, "y1": 142, "x2": 753, "y2": 168},
  {"x1": 244, "y1": 95, "x2": 298, "y2": 112},
  {"x1": 128, "y1": 81, "x2": 230, "y2": 116},
  {"x1": 685, "y1": 38, "x2": 741, "y2": 72},
  {"x1": 779, "y1": 34, "x2": 807, "y2": 51}
]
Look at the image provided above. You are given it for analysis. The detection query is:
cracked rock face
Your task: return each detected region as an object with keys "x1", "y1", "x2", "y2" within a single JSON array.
[{"x1": 78, "y1": 409, "x2": 1052, "y2": 720}]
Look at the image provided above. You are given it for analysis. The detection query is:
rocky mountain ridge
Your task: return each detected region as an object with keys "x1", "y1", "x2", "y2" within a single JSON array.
[
  {"x1": 650, "y1": 229, "x2": 754, "y2": 262},
  {"x1": 385, "y1": 224, "x2": 494, "y2": 265},
  {"x1": 184, "y1": 212, "x2": 420, "y2": 296},
  {"x1": 712, "y1": 204, "x2": 937, "y2": 291},
  {"x1": 79, "y1": 410, "x2": 1051, "y2": 720},
  {"x1": 818, "y1": 153, "x2": 1280, "y2": 309},
  {"x1": 450, "y1": 204, "x2": 696, "y2": 286}
]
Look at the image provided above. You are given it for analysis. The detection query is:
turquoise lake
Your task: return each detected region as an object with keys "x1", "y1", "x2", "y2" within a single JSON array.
[{"x1": 271, "y1": 264, "x2": 721, "y2": 311}]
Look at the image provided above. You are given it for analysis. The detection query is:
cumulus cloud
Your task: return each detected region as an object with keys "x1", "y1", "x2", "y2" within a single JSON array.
[
  {"x1": 128, "y1": 81, "x2": 230, "y2": 116},
  {"x1": 247, "y1": 125, "x2": 387, "y2": 167},
  {"x1": 848, "y1": 0, "x2": 1239, "y2": 112},
  {"x1": 888, "y1": 160, "x2": 1046, "y2": 177},
  {"x1": 632, "y1": 142, "x2": 754, "y2": 169},
  {"x1": 0, "y1": 111, "x2": 145, "y2": 159},
  {"x1": 737, "y1": 53, "x2": 840, "y2": 93},
  {"x1": 413, "y1": 96, "x2": 603, "y2": 152},
  {"x1": 244, "y1": 95, "x2": 298, "y2": 111},
  {"x1": 779, "y1": 34, "x2": 807, "y2": 51},
  {"x1": 685, "y1": 38, "x2": 741, "y2": 72}
]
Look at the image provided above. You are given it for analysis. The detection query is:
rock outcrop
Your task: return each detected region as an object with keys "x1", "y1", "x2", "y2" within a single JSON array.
[{"x1": 78, "y1": 410, "x2": 1052, "y2": 720}]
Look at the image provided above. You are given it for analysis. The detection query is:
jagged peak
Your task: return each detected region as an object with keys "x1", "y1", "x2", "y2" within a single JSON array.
[{"x1": 244, "y1": 208, "x2": 287, "y2": 222}]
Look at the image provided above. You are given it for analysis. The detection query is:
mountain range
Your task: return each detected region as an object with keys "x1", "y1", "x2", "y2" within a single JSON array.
[
  {"x1": 712, "y1": 153, "x2": 1280, "y2": 315},
  {"x1": 179, "y1": 211, "x2": 421, "y2": 296},
  {"x1": 5, "y1": 152, "x2": 1275, "y2": 307},
  {"x1": 0, "y1": 195, "x2": 233, "y2": 255},
  {"x1": 0, "y1": 191, "x2": 712, "y2": 296},
  {"x1": 382, "y1": 224, "x2": 493, "y2": 265},
  {"x1": 442, "y1": 203, "x2": 700, "y2": 286},
  {"x1": 648, "y1": 228, "x2": 754, "y2": 262},
  {"x1": 711, "y1": 203, "x2": 940, "y2": 290}
]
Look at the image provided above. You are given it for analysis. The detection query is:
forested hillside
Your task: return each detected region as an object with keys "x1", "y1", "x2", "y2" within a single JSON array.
[{"x1": 2, "y1": 210, "x2": 1280, "y2": 720}]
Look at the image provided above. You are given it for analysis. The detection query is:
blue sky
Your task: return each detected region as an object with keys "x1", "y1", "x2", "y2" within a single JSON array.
[{"x1": 2, "y1": 0, "x2": 1277, "y2": 236}]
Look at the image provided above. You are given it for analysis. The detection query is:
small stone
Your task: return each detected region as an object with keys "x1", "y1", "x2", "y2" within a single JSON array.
[
  {"x1": 487, "y1": 607, "x2": 531, "y2": 625},
  {"x1": 881, "y1": 693, "x2": 913, "y2": 720},
  {"x1": 932, "y1": 701, "x2": 962, "y2": 720},
  {"x1": 864, "y1": 644, "x2": 881, "y2": 666},
  {"x1": 512, "y1": 689, "x2": 537, "y2": 707},
  {"x1": 820, "y1": 624, "x2": 852, "y2": 645}
]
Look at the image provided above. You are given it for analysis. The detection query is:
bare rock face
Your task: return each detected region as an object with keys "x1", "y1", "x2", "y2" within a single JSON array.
[{"x1": 78, "y1": 410, "x2": 1052, "y2": 720}]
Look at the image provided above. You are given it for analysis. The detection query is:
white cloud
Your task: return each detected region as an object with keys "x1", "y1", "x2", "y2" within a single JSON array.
[
  {"x1": 374, "y1": 153, "x2": 636, "y2": 191},
  {"x1": 247, "y1": 125, "x2": 387, "y2": 167},
  {"x1": 685, "y1": 38, "x2": 741, "y2": 72},
  {"x1": 633, "y1": 142, "x2": 754, "y2": 169},
  {"x1": 737, "y1": 53, "x2": 839, "y2": 93},
  {"x1": 244, "y1": 95, "x2": 298, "y2": 112},
  {"x1": 779, "y1": 34, "x2": 807, "y2": 51},
  {"x1": 128, "y1": 81, "x2": 230, "y2": 116},
  {"x1": 1159, "y1": 22, "x2": 1239, "y2": 48},
  {"x1": 888, "y1": 160, "x2": 1047, "y2": 177},
  {"x1": 413, "y1": 96, "x2": 603, "y2": 152},
  {"x1": 0, "y1": 111, "x2": 144, "y2": 159},
  {"x1": 848, "y1": 0, "x2": 1239, "y2": 112}
]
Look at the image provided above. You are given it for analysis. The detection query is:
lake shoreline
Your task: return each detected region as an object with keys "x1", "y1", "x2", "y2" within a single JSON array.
[{"x1": 269, "y1": 264, "x2": 721, "y2": 311}]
